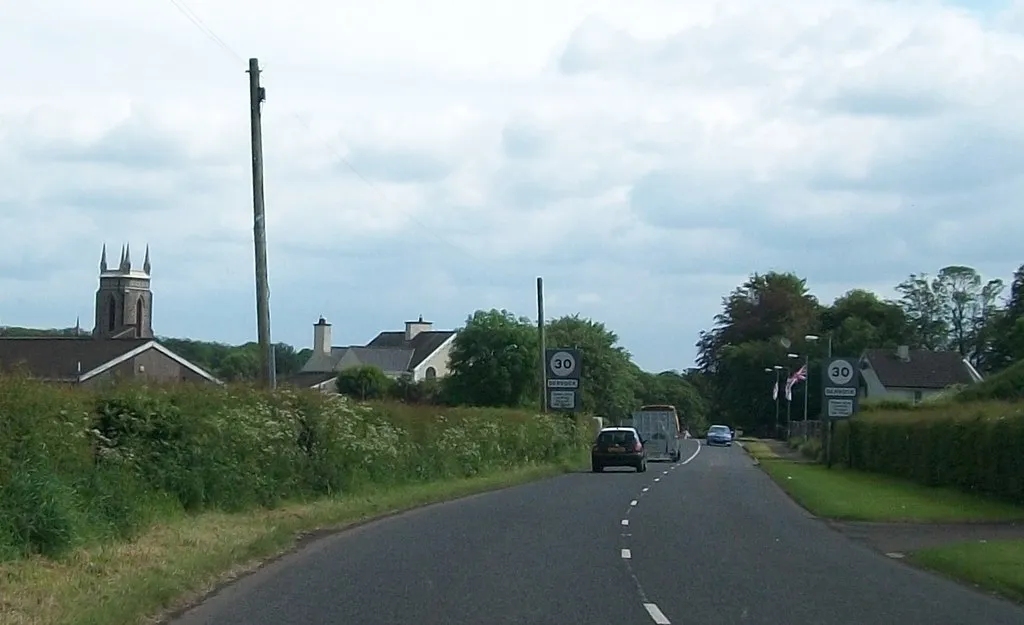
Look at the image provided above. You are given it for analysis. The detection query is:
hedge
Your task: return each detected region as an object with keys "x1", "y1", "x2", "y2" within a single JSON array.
[
  {"x1": 830, "y1": 401, "x2": 1024, "y2": 504},
  {"x1": 0, "y1": 374, "x2": 588, "y2": 562}
]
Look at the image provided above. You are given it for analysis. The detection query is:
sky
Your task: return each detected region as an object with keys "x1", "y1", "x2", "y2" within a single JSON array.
[{"x1": 2, "y1": 0, "x2": 1024, "y2": 372}]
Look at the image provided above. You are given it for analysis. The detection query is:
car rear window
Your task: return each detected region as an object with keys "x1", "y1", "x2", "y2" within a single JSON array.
[{"x1": 598, "y1": 431, "x2": 636, "y2": 446}]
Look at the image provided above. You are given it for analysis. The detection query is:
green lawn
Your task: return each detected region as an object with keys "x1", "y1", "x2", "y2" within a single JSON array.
[
  {"x1": 759, "y1": 460, "x2": 1024, "y2": 523},
  {"x1": 912, "y1": 540, "x2": 1024, "y2": 604},
  {"x1": 742, "y1": 440, "x2": 780, "y2": 460}
]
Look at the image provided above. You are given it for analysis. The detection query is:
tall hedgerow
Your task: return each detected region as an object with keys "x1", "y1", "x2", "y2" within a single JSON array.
[{"x1": 0, "y1": 374, "x2": 587, "y2": 561}]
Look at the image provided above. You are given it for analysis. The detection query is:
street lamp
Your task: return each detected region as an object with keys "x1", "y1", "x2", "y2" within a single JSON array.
[
  {"x1": 766, "y1": 365, "x2": 783, "y2": 439},
  {"x1": 803, "y1": 336, "x2": 820, "y2": 424}
]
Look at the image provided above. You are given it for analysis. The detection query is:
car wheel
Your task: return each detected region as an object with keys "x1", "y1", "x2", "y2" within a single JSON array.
[
  {"x1": 638, "y1": 461, "x2": 647, "y2": 473},
  {"x1": 592, "y1": 463, "x2": 603, "y2": 473}
]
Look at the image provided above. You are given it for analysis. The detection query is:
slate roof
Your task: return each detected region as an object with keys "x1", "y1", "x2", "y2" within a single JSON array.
[
  {"x1": 366, "y1": 330, "x2": 455, "y2": 370},
  {"x1": 282, "y1": 371, "x2": 339, "y2": 388},
  {"x1": 862, "y1": 348, "x2": 975, "y2": 389},
  {"x1": 0, "y1": 337, "x2": 150, "y2": 380}
]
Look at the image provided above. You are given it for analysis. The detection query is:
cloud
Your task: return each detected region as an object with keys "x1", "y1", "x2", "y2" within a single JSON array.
[{"x1": 3, "y1": 0, "x2": 1024, "y2": 372}]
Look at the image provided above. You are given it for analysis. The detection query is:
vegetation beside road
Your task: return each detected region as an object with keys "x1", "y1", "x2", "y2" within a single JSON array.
[
  {"x1": 756, "y1": 457, "x2": 1024, "y2": 523},
  {"x1": 911, "y1": 539, "x2": 1024, "y2": 605},
  {"x1": 0, "y1": 374, "x2": 589, "y2": 624}
]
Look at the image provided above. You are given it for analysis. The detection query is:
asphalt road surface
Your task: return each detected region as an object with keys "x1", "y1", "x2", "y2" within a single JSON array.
[{"x1": 171, "y1": 440, "x2": 1024, "y2": 624}]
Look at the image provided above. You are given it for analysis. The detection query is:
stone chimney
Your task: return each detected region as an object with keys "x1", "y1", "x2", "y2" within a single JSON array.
[
  {"x1": 405, "y1": 315, "x2": 433, "y2": 341},
  {"x1": 314, "y1": 316, "x2": 332, "y2": 355},
  {"x1": 896, "y1": 345, "x2": 910, "y2": 362}
]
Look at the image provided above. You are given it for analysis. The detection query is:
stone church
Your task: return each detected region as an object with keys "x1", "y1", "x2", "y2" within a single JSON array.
[{"x1": 0, "y1": 244, "x2": 220, "y2": 386}]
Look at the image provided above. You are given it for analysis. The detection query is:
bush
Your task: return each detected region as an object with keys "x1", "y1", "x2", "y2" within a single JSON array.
[
  {"x1": 0, "y1": 374, "x2": 588, "y2": 562},
  {"x1": 831, "y1": 401, "x2": 1024, "y2": 504},
  {"x1": 956, "y1": 359, "x2": 1024, "y2": 403}
]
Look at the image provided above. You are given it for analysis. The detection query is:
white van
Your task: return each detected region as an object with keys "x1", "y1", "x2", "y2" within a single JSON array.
[{"x1": 625, "y1": 404, "x2": 682, "y2": 462}]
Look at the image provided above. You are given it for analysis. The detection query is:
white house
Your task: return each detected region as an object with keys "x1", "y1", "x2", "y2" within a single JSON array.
[
  {"x1": 858, "y1": 345, "x2": 983, "y2": 404},
  {"x1": 286, "y1": 316, "x2": 457, "y2": 391}
]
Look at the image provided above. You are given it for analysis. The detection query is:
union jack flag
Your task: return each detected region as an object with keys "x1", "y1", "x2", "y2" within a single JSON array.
[{"x1": 784, "y1": 365, "x2": 807, "y2": 401}]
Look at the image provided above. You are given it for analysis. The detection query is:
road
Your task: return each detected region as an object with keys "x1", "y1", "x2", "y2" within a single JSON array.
[{"x1": 170, "y1": 440, "x2": 1024, "y2": 625}]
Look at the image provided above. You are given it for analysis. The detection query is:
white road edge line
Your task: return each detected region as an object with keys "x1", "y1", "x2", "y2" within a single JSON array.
[
  {"x1": 621, "y1": 548, "x2": 631, "y2": 559},
  {"x1": 681, "y1": 440, "x2": 702, "y2": 465},
  {"x1": 621, "y1": 519, "x2": 629, "y2": 526},
  {"x1": 644, "y1": 602, "x2": 671, "y2": 624},
  {"x1": 630, "y1": 499, "x2": 638, "y2": 506}
]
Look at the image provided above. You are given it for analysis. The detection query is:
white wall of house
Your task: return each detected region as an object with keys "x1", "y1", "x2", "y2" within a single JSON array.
[
  {"x1": 858, "y1": 364, "x2": 887, "y2": 399},
  {"x1": 411, "y1": 334, "x2": 455, "y2": 382}
]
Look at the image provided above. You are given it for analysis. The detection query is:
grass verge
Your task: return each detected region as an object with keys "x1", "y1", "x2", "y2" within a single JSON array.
[
  {"x1": 0, "y1": 459, "x2": 582, "y2": 625},
  {"x1": 910, "y1": 540, "x2": 1024, "y2": 604},
  {"x1": 741, "y1": 440, "x2": 780, "y2": 461},
  {"x1": 758, "y1": 460, "x2": 1024, "y2": 523}
]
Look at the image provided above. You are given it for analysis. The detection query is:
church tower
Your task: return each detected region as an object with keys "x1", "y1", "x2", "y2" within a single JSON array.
[{"x1": 93, "y1": 243, "x2": 154, "y2": 339}]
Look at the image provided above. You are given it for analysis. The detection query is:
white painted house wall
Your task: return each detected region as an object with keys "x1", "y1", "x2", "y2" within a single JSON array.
[{"x1": 411, "y1": 334, "x2": 456, "y2": 382}]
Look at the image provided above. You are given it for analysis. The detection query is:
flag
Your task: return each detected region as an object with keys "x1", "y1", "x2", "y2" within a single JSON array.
[
  {"x1": 772, "y1": 380, "x2": 779, "y2": 401},
  {"x1": 785, "y1": 364, "x2": 808, "y2": 402}
]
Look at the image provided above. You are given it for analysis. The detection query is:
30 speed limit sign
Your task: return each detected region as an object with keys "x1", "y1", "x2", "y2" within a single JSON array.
[
  {"x1": 549, "y1": 351, "x2": 577, "y2": 377},
  {"x1": 826, "y1": 359, "x2": 854, "y2": 385}
]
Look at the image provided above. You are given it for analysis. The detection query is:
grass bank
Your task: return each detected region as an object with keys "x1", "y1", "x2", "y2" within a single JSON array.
[
  {"x1": 911, "y1": 539, "x2": 1024, "y2": 604},
  {"x1": 758, "y1": 460, "x2": 1024, "y2": 523},
  {"x1": 1, "y1": 461, "x2": 581, "y2": 625}
]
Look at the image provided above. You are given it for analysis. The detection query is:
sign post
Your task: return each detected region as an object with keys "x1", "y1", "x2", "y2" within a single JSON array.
[
  {"x1": 821, "y1": 357, "x2": 859, "y2": 468},
  {"x1": 545, "y1": 348, "x2": 582, "y2": 413}
]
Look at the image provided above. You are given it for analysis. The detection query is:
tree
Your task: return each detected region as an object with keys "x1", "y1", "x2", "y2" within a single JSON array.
[
  {"x1": 894, "y1": 273, "x2": 948, "y2": 350},
  {"x1": 546, "y1": 314, "x2": 636, "y2": 418},
  {"x1": 819, "y1": 289, "x2": 910, "y2": 356},
  {"x1": 932, "y1": 266, "x2": 1004, "y2": 366},
  {"x1": 989, "y1": 263, "x2": 1024, "y2": 369},
  {"x1": 634, "y1": 369, "x2": 708, "y2": 433},
  {"x1": 336, "y1": 365, "x2": 392, "y2": 400},
  {"x1": 444, "y1": 309, "x2": 538, "y2": 407}
]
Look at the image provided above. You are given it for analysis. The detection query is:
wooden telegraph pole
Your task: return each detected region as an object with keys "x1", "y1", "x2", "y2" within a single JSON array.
[{"x1": 247, "y1": 57, "x2": 276, "y2": 389}]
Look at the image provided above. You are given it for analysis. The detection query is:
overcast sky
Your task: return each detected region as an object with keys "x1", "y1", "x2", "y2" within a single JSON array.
[{"x1": 2, "y1": 0, "x2": 1023, "y2": 372}]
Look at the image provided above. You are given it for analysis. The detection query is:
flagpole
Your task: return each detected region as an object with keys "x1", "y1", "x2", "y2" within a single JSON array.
[
  {"x1": 785, "y1": 367, "x2": 792, "y2": 440},
  {"x1": 803, "y1": 354, "x2": 810, "y2": 423},
  {"x1": 774, "y1": 370, "x2": 780, "y2": 440}
]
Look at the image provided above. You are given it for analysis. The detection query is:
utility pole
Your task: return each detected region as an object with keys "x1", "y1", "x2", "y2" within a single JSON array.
[
  {"x1": 537, "y1": 277, "x2": 546, "y2": 413},
  {"x1": 248, "y1": 57, "x2": 276, "y2": 389}
]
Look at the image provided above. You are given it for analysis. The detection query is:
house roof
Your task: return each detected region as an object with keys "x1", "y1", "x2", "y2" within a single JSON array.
[
  {"x1": 345, "y1": 346, "x2": 415, "y2": 374},
  {"x1": 282, "y1": 371, "x2": 339, "y2": 388},
  {"x1": 366, "y1": 330, "x2": 455, "y2": 370},
  {"x1": 0, "y1": 337, "x2": 220, "y2": 384},
  {"x1": 862, "y1": 348, "x2": 975, "y2": 389}
]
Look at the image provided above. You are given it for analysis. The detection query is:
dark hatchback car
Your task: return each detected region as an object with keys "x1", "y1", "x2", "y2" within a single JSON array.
[{"x1": 592, "y1": 427, "x2": 648, "y2": 473}]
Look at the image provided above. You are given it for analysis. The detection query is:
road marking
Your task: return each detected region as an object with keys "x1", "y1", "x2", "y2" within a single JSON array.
[
  {"x1": 663, "y1": 470, "x2": 669, "y2": 475},
  {"x1": 644, "y1": 602, "x2": 671, "y2": 624},
  {"x1": 621, "y1": 548, "x2": 631, "y2": 559},
  {"x1": 642, "y1": 487, "x2": 649, "y2": 492},
  {"x1": 654, "y1": 478, "x2": 660, "y2": 482},
  {"x1": 630, "y1": 499, "x2": 638, "y2": 506},
  {"x1": 621, "y1": 519, "x2": 629, "y2": 526},
  {"x1": 681, "y1": 441, "x2": 702, "y2": 465}
]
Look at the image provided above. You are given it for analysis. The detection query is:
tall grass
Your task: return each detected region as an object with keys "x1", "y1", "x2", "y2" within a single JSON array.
[{"x1": 0, "y1": 374, "x2": 588, "y2": 562}]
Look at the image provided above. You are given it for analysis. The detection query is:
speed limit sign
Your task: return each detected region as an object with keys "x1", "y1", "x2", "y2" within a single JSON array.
[
  {"x1": 549, "y1": 351, "x2": 577, "y2": 377},
  {"x1": 826, "y1": 359, "x2": 854, "y2": 385}
]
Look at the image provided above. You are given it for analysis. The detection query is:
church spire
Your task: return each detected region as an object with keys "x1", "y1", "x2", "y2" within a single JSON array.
[
  {"x1": 121, "y1": 243, "x2": 132, "y2": 272},
  {"x1": 100, "y1": 244, "x2": 108, "y2": 273},
  {"x1": 143, "y1": 245, "x2": 151, "y2": 274}
]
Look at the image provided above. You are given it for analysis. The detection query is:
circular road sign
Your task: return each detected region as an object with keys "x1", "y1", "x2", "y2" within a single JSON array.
[
  {"x1": 549, "y1": 351, "x2": 577, "y2": 377},
  {"x1": 826, "y1": 359, "x2": 854, "y2": 385}
]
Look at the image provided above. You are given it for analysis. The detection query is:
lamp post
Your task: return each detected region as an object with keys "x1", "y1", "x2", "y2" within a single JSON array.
[
  {"x1": 765, "y1": 365, "x2": 783, "y2": 439},
  {"x1": 786, "y1": 352, "x2": 799, "y2": 438},
  {"x1": 804, "y1": 335, "x2": 820, "y2": 424}
]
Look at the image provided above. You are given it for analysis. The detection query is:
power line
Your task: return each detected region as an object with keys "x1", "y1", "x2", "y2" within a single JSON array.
[{"x1": 159, "y1": 0, "x2": 493, "y2": 268}]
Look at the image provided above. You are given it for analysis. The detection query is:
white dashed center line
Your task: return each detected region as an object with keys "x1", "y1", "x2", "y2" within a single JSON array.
[
  {"x1": 663, "y1": 470, "x2": 669, "y2": 475},
  {"x1": 642, "y1": 487, "x2": 649, "y2": 492},
  {"x1": 621, "y1": 548, "x2": 631, "y2": 559},
  {"x1": 644, "y1": 603, "x2": 671, "y2": 624},
  {"x1": 654, "y1": 478, "x2": 660, "y2": 482},
  {"x1": 630, "y1": 499, "x2": 638, "y2": 506},
  {"x1": 621, "y1": 519, "x2": 629, "y2": 526}
]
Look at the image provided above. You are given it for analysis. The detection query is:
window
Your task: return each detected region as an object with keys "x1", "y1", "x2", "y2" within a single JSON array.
[
  {"x1": 135, "y1": 298, "x2": 145, "y2": 337},
  {"x1": 597, "y1": 430, "x2": 637, "y2": 446},
  {"x1": 913, "y1": 390, "x2": 923, "y2": 403},
  {"x1": 425, "y1": 366, "x2": 437, "y2": 379},
  {"x1": 107, "y1": 295, "x2": 117, "y2": 331}
]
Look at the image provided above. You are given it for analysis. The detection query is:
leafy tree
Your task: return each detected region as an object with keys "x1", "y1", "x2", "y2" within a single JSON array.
[
  {"x1": 989, "y1": 264, "x2": 1024, "y2": 369},
  {"x1": 634, "y1": 369, "x2": 708, "y2": 432},
  {"x1": 894, "y1": 273, "x2": 948, "y2": 350},
  {"x1": 444, "y1": 309, "x2": 538, "y2": 407},
  {"x1": 819, "y1": 289, "x2": 910, "y2": 356},
  {"x1": 933, "y1": 265, "x2": 1004, "y2": 366},
  {"x1": 336, "y1": 365, "x2": 392, "y2": 400},
  {"x1": 545, "y1": 314, "x2": 636, "y2": 417}
]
